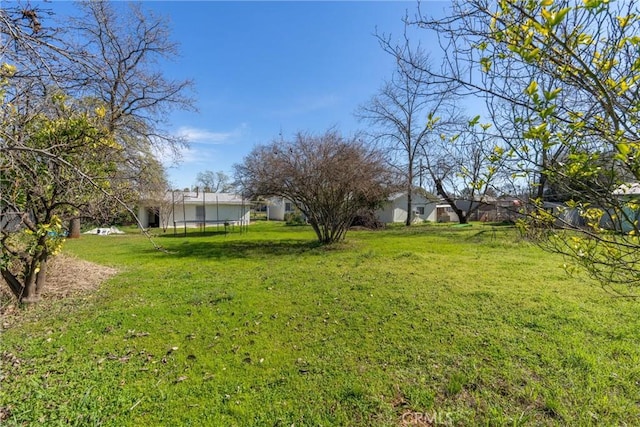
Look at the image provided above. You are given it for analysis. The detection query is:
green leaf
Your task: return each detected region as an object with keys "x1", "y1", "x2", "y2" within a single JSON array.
[
  {"x1": 480, "y1": 57, "x2": 492, "y2": 73},
  {"x1": 543, "y1": 88, "x2": 562, "y2": 101},
  {"x1": 525, "y1": 80, "x2": 538, "y2": 96},
  {"x1": 550, "y1": 8, "x2": 570, "y2": 27},
  {"x1": 582, "y1": 0, "x2": 604, "y2": 10},
  {"x1": 617, "y1": 143, "x2": 631, "y2": 156}
]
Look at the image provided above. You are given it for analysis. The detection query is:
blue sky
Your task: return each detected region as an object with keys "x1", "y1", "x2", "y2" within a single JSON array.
[
  {"x1": 43, "y1": 1, "x2": 451, "y2": 189},
  {"x1": 155, "y1": 1, "x2": 450, "y2": 189}
]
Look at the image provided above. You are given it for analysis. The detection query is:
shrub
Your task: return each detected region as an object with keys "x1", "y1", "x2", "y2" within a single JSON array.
[
  {"x1": 284, "y1": 212, "x2": 306, "y2": 225},
  {"x1": 351, "y1": 209, "x2": 384, "y2": 229}
]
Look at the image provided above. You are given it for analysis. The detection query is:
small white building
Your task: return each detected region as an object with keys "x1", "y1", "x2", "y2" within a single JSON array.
[
  {"x1": 138, "y1": 191, "x2": 251, "y2": 229},
  {"x1": 376, "y1": 190, "x2": 440, "y2": 224},
  {"x1": 435, "y1": 204, "x2": 459, "y2": 223},
  {"x1": 611, "y1": 183, "x2": 640, "y2": 233},
  {"x1": 266, "y1": 197, "x2": 297, "y2": 221},
  {"x1": 613, "y1": 182, "x2": 640, "y2": 198}
]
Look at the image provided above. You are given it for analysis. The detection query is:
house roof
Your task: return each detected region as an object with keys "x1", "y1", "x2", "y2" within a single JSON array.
[
  {"x1": 387, "y1": 188, "x2": 439, "y2": 202},
  {"x1": 613, "y1": 183, "x2": 640, "y2": 196},
  {"x1": 167, "y1": 191, "x2": 249, "y2": 205}
]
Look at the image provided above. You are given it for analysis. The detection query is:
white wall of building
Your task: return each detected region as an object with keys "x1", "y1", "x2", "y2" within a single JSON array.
[
  {"x1": 167, "y1": 204, "x2": 249, "y2": 225},
  {"x1": 267, "y1": 197, "x2": 296, "y2": 221},
  {"x1": 139, "y1": 192, "x2": 250, "y2": 228},
  {"x1": 376, "y1": 192, "x2": 438, "y2": 224}
]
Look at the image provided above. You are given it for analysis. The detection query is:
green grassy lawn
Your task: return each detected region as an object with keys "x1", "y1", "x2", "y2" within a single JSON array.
[{"x1": 2, "y1": 222, "x2": 640, "y2": 426}]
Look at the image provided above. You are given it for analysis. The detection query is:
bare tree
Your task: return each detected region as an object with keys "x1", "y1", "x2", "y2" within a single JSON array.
[
  {"x1": 424, "y1": 116, "x2": 505, "y2": 224},
  {"x1": 0, "y1": 2, "x2": 193, "y2": 302},
  {"x1": 195, "y1": 170, "x2": 232, "y2": 193},
  {"x1": 358, "y1": 37, "x2": 454, "y2": 226},
  {"x1": 235, "y1": 130, "x2": 395, "y2": 243},
  {"x1": 67, "y1": 1, "x2": 194, "y2": 191}
]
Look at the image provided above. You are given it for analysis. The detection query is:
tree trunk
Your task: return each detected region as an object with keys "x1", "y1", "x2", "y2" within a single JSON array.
[
  {"x1": 35, "y1": 258, "x2": 47, "y2": 297},
  {"x1": 406, "y1": 166, "x2": 413, "y2": 226},
  {"x1": 1, "y1": 269, "x2": 24, "y2": 301},
  {"x1": 21, "y1": 270, "x2": 39, "y2": 303},
  {"x1": 1, "y1": 249, "x2": 51, "y2": 304},
  {"x1": 69, "y1": 217, "x2": 81, "y2": 239},
  {"x1": 406, "y1": 187, "x2": 413, "y2": 226},
  {"x1": 22, "y1": 257, "x2": 47, "y2": 303},
  {"x1": 434, "y1": 177, "x2": 467, "y2": 224}
]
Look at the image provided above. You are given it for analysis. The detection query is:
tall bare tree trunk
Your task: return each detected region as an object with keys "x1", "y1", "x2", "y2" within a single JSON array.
[
  {"x1": 434, "y1": 178, "x2": 468, "y2": 224},
  {"x1": 406, "y1": 165, "x2": 413, "y2": 226},
  {"x1": 69, "y1": 217, "x2": 81, "y2": 238}
]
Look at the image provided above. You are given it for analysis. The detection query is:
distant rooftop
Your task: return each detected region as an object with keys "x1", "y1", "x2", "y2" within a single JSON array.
[
  {"x1": 167, "y1": 191, "x2": 249, "y2": 204},
  {"x1": 613, "y1": 183, "x2": 640, "y2": 196}
]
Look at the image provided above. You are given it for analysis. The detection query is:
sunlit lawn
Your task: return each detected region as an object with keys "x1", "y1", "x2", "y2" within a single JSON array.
[{"x1": 1, "y1": 221, "x2": 639, "y2": 426}]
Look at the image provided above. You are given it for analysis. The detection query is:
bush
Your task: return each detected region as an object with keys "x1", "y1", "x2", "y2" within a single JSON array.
[
  {"x1": 351, "y1": 209, "x2": 384, "y2": 229},
  {"x1": 284, "y1": 212, "x2": 306, "y2": 225}
]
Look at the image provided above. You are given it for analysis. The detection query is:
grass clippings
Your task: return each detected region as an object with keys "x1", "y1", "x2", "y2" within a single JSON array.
[{"x1": 1, "y1": 253, "x2": 118, "y2": 329}]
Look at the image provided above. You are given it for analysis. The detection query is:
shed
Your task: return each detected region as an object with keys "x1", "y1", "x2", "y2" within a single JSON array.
[{"x1": 265, "y1": 197, "x2": 297, "y2": 221}]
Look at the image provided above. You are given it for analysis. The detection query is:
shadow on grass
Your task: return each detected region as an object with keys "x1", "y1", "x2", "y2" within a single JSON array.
[
  {"x1": 466, "y1": 224, "x2": 518, "y2": 243},
  {"x1": 465, "y1": 229, "x2": 497, "y2": 241},
  {"x1": 482, "y1": 221, "x2": 516, "y2": 227},
  {"x1": 147, "y1": 238, "x2": 325, "y2": 260},
  {"x1": 157, "y1": 230, "x2": 231, "y2": 239}
]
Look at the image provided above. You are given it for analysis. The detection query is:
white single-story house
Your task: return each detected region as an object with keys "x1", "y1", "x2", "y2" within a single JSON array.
[
  {"x1": 264, "y1": 190, "x2": 452, "y2": 224},
  {"x1": 266, "y1": 197, "x2": 297, "y2": 221},
  {"x1": 376, "y1": 190, "x2": 440, "y2": 224},
  {"x1": 610, "y1": 183, "x2": 640, "y2": 233},
  {"x1": 613, "y1": 182, "x2": 640, "y2": 198},
  {"x1": 138, "y1": 191, "x2": 251, "y2": 229}
]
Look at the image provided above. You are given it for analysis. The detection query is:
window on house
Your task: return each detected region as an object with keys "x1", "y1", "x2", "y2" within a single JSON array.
[
  {"x1": 285, "y1": 202, "x2": 293, "y2": 212},
  {"x1": 416, "y1": 206, "x2": 425, "y2": 215}
]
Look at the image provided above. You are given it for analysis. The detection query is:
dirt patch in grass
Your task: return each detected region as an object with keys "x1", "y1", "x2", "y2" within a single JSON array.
[{"x1": 0, "y1": 254, "x2": 118, "y2": 329}]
